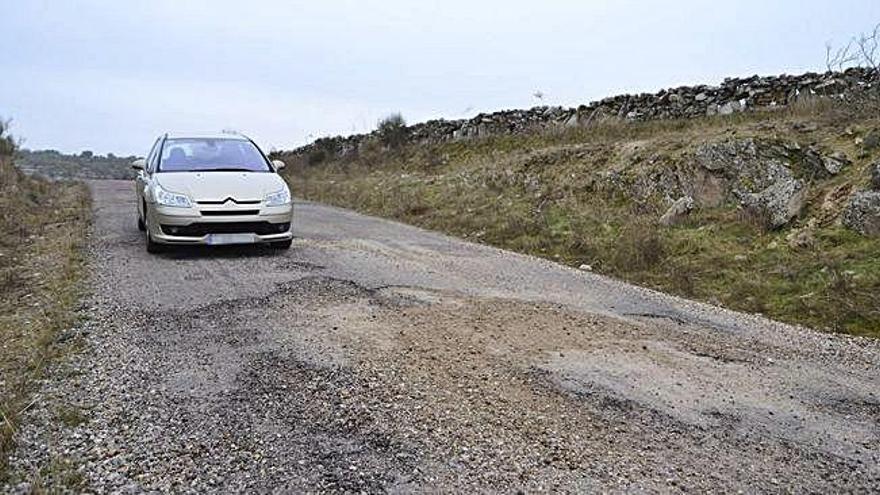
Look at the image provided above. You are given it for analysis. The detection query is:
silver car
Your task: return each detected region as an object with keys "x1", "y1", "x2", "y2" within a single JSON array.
[{"x1": 133, "y1": 133, "x2": 293, "y2": 253}]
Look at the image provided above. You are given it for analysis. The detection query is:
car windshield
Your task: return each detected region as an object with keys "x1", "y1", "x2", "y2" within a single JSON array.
[{"x1": 158, "y1": 138, "x2": 271, "y2": 172}]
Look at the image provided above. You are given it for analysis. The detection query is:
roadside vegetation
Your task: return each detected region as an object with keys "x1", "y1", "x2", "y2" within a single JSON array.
[
  {"x1": 0, "y1": 120, "x2": 90, "y2": 481},
  {"x1": 285, "y1": 99, "x2": 880, "y2": 337},
  {"x1": 15, "y1": 148, "x2": 137, "y2": 180}
]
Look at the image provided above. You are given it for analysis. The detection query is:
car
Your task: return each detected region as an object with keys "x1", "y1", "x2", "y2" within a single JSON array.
[{"x1": 132, "y1": 132, "x2": 293, "y2": 253}]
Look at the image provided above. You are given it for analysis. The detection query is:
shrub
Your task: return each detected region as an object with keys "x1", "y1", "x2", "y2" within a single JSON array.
[
  {"x1": 307, "y1": 149, "x2": 327, "y2": 166},
  {"x1": 610, "y1": 220, "x2": 665, "y2": 272},
  {"x1": 377, "y1": 113, "x2": 408, "y2": 149},
  {"x1": 0, "y1": 119, "x2": 16, "y2": 157}
]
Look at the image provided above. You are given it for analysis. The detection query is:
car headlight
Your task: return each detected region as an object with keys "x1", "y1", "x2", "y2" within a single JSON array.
[
  {"x1": 154, "y1": 184, "x2": 192, "y2": 208},
  {"x1": 264, "y1": 188, "x2": 291, "y2": 207}
]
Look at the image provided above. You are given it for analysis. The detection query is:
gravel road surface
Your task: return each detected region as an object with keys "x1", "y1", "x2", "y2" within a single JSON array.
[{"x1": 6, "y1": 179, "x2": 879, "y2": 493}]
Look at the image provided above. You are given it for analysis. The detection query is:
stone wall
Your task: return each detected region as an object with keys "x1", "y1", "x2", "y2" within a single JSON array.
[{"x1": 285, "y1": 67, "x2": 878, "y2": 159}]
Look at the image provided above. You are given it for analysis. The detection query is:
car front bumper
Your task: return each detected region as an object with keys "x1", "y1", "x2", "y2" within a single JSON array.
[{"x1": 146, "y1": 203, "x2": 293, "y2": 245}]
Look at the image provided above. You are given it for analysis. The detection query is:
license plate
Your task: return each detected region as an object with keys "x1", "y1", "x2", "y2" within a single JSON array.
[{"x1": 206, "y1": 233, "x2": 256, "y2": 245}]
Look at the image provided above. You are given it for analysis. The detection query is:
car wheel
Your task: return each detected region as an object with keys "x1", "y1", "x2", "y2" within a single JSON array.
[
  {"x1": 271, "y1": 240, "x2": 292, "y2": 250},
  {"x1": 137, "y1": 215, "x2": 145, "y2": 231},
  {"x1": 146, "y1": 232, "x2": 164, "y2": 253}
]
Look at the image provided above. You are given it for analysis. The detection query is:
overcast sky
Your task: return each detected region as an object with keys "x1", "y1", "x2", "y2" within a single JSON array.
[{"x1": 2, "y1": 0, "x2": 879, "y2": 155}]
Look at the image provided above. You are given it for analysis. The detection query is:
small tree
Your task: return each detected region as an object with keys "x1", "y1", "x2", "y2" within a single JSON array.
[
  {"x1": 376, "y1": 113, "x2": 408, "y2": 149},
  {"x1": 0, "y1": 119, "x2": 16, "y2": 157},
  {"x1": 825, "y1": 22, "x2": 880, "y2": 83}
]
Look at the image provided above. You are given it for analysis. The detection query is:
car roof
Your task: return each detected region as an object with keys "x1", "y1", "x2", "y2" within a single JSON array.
[{"x1": 164, "y1": 132, "x2": 250, "y2": 141}]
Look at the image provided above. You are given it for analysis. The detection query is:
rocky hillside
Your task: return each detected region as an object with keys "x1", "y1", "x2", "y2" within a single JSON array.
[
  {"x1": 291, "y1": 68, "x2": 878, "y2": 159},
  {"x1": 282, "y1": 91, "x2": 880, "y2": 337}
]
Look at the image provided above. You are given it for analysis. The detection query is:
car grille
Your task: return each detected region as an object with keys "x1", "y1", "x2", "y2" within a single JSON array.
[
  {"x1": 196, "y1": 198, "x2": 261, "y2": 205},
  {"x1": 200, "y1": 210, "x2": 260, "y2": 216},
  {"x1": 161, "y1": 222, "x2": 289, "y2": 236}
]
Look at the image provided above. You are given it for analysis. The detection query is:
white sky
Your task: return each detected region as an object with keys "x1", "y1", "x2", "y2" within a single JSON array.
[{"x1": 1, "y1": 0, "x2": 879, "y2": 155}]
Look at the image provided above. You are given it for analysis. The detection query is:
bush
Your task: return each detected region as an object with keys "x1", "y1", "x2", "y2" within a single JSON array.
[
  {"x1": 610, "y1": 220, "x2": 665, "y2": 272},
  {"x1": 377, "y1": 113, "x2": 408, "y2": 149},
  {"x1": 0, "y1": 119, "x2": 16, "y2": 157},
  {"x1": 307, "y1": 149, "x2": 327, "y2": 166}
]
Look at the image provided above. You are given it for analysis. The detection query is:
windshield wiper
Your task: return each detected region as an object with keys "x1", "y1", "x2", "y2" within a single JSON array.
[{"x1": 200, "y1": 167, "x2": 257, "y2": 172}]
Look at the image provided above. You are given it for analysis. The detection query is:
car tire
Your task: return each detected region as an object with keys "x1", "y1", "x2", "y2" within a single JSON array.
[
  {"x1": 146, "y1": 232, "x2": 164, "y2": 254},
  {"x1": 137, "y1": 215, "x2": 146, "y2": 231},
  {"x1": 271, "y1": 240, "x2": 292, "y2": 250}
]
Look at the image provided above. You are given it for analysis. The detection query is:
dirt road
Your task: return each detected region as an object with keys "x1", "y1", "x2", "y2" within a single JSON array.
[{"x1": 6, "y1": 180, "x2": 879, "y2": 492}]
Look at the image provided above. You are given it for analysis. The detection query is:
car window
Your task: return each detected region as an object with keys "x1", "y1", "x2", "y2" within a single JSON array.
[
  {"x1": 157, "y1": 138, "x2": 271, "y2": 173},
  {"x1": 145, "y1": 138, "x2": 161, "y2": 173}
]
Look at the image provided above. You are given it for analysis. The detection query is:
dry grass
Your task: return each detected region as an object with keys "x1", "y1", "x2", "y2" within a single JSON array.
[
  {"x1": 0, "y1": 158, "x2": 90, "y2": 482},
  {"x1": 287, "y1": 98, "x2": 880, "y2": 337}
]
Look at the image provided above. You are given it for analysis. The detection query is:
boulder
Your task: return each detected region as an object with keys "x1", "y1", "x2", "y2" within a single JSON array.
[
  {"x1": 842, "y1": 191, "x2": 880, "y2": 236},
  {"x1": 694, "y1": 139, "x2": 790, "y2": 186},
  {"x1": 741, "y1": 178, "x2": 807, "y2": 229},
  {"x1": 821, "y1": 151, "x2": 850, "y2": 175},
  {"x1": 695, "y1": 138, "x2": 760, "y2": 172},
  {"x1": 718, "y1": 100, "x2": 742, "y2": 115},
  {"x1": 659, "y1": 196, "x2": 695, "y2": 226},
  {"x1": 693, "y1": 138, "x2": 798, "y2": 207},
  {"x1": 862, "y1": 130, "x2": 880, "y2": 151}
]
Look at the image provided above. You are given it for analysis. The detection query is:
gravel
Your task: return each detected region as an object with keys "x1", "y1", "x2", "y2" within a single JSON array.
[{"x1": 4, "y1": 180, "x2": 879, "y2": 492}]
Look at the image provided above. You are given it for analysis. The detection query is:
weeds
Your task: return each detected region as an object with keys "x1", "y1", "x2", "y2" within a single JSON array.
[
  {"x1": 55, "y1": 404, "x2": 87, "y2": 428},
  {"x1": 377, "y1": 113, "x2": 408, "y2": 149},
  {"x1": 0, "y1": 156, "x2": 90, "y2": 482}
]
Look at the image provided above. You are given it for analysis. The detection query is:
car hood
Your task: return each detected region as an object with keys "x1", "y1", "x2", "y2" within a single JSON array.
[{"x1": 155, "y1": 172, "x2": 287, "y2": 203}]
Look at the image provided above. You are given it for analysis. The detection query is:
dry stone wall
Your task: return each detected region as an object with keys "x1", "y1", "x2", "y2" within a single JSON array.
[{"x1": 287, "y1": 67, "x2": 877, "y2": 158}]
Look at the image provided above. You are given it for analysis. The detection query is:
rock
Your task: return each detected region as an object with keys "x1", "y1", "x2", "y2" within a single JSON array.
[
  {"x1": 842, "y1": 191, "x2": 880, "y2": 236},
  {"x1": 578, "y1": 264, "x2": 593, "y2": 271},
  {"x1": 564, "y1": 113, "x2": 579, "y2": 128},
  {"x1": 792, "y1": 121, "x2": 818, "y2": 133},
  {"x1": 659, "y1": 196, "x2": 695, "y2": 226},
  {"x1": 802, "y1": 147, "x2": 825, "y2": 174},
  {"x1": 741, "y1": 178, "x2": 807, "y2": 229},
  {"x1": 821, "y1": 151, "x2": 850, "y2": 175},
  {"x1": 871, "y1": 162, "x2": 880, "y2": 190},
  {"x1": 695, "y1": 139, "x2": 761, "y2": 172},
  {"x1": 718, "y1": 100, "x2": 742, "y2": 115},
  {"x1": 863, "y1": 130, "x2": 880, "y2": 151},
  {"x1": 693, "y1": 138, "x2": 798, "y2": 205}
]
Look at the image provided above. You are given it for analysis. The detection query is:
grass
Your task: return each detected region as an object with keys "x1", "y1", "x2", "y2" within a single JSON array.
[
  {"x1": 286, "y1": 99, "x2": 880, "y2": 338},
  {"x1": 0, "y1": 157, "x2": 90, "y2": 482}
]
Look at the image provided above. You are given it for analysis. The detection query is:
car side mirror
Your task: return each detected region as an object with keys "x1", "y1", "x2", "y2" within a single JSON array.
[
  {"x1": 132, "y1": 158, "x2": 146, "y2": 170},
  {"x1": 272, "y1": 159, "x2": 286, "y2": 171}
]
